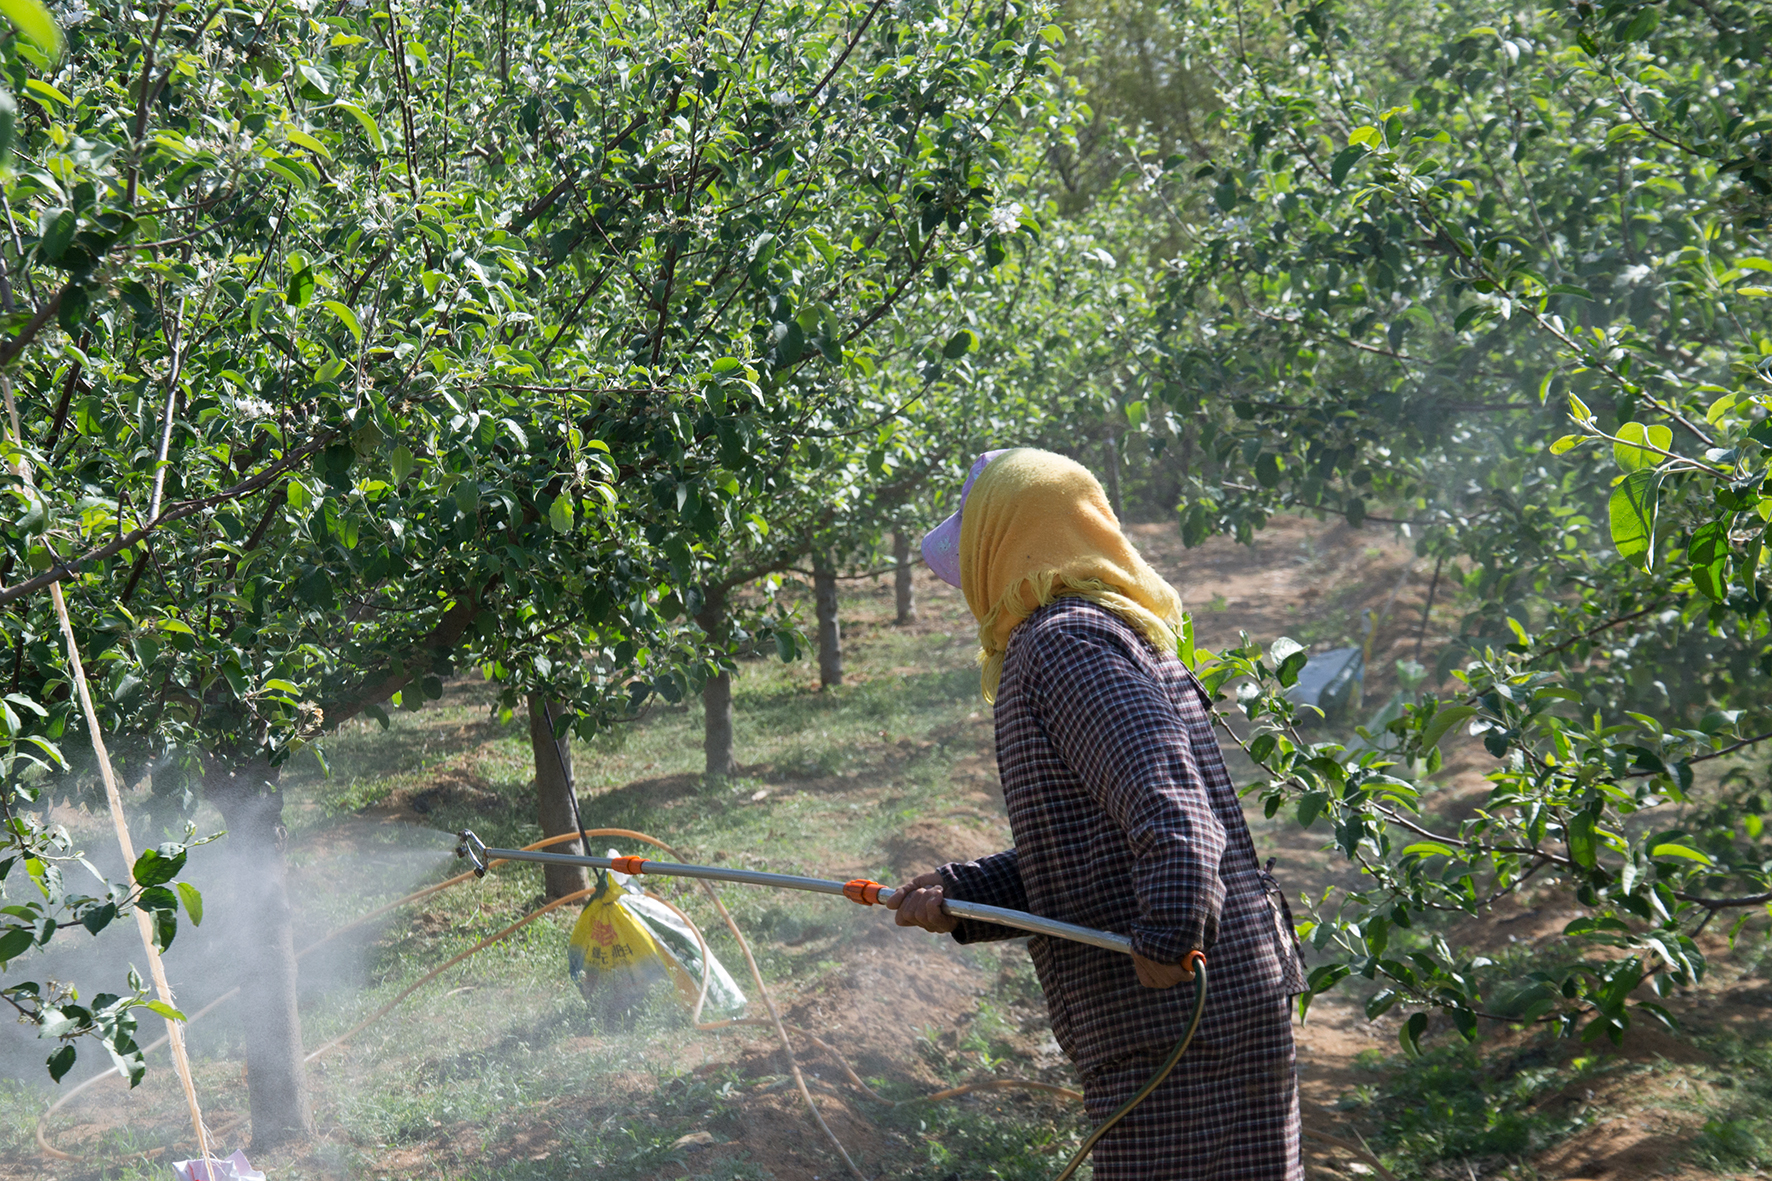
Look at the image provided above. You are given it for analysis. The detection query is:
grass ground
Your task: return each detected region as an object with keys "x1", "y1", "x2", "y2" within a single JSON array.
[{"x1": 3, "y1": 515, "x2": 1771, "y2": 1181}]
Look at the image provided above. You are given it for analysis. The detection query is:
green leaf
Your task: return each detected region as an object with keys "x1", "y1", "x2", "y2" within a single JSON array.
[
  {"x1": 0, "y1": 0, "x2": 64, "y2": 60},
  {"x1": 132, "y1": 845, "x2": 185, "y2": 887},
  {"x1": 1268, "y1": 636, "x2": 1306, "y2": 666},
  {"x1": 1548, "y1": 284, "x2": 1595, "y2": 300},
  {"x1": 1402, "y1": 841, "x2": 1459, "y2": 858},
  {"x1": 548, "y1": 495, "x2": 575, "y2": 535},
  {"x1": 1548, "y1": 434, "x2": 1583, "y2": 455},
  {"x1": 942, "y1": 329, "x2": 977, "y2": 359},
  {"x1": 1330, "y1": 144, "x2": 1369, "y2": 186},
  {"x1": 1452, "y1": 304, "x2": 1494, "y2": 333},
  {"x1": 1421, "y1": 704, "x2": 1476, "y2": 748},
  {"x1": 1566, "y1": 811, "x2": 1598, "y2": 869},
  {"x1": 287, "y1": 129, "x2": 332, "y2": 160},
  {"x1": 0, "y1": 89, "x2": 15, "y2": 160},
  {"x1": 23, "y1": 78, "x2": 67, "y2": 107},
  {"x1": 321, "y1": 300, "x2": 362, "y2": 344},
  {"x1": 390, "y1": 445, "x2": 416, "y2": 484},
  {"x1": 1613, "y1": 421, "x2": 1672, "y2": 473},
  {"x1": 1649, "y1": 842, "x2": 1712, "y2": 865},
  {"x1": 297, "y1": 62, "x2": 332, "y2": 96},
  {"x1": 1296, "y1": 790, "x2": 1329, "y2": 828},
  {"x1": 39, "y1": 207, "x2": 73, "y2": 261},
  {"x1": 1399, "y1": 1010, "x2": 1429, "y2": 1057},
  {"x1": 265, "y1": 157, "x2": 312, "y2": 190},
  {"x1": 175, "y1": 881, "x2": 202, "y2": 926},
  {"x1": 333, "y1": 101, "x2": 384, "y2": 150},
  {"x1": 142, "y1": 999, "x2": 186, "y2": 1022},
  {"x1": 1608, "y1": 469, "x2": 1659, "y2": 569},
  {"x1": 46, "y1": 1044, "x2": 75, "y2": 1081},
  {"x1": 286, "y1": 264, "x2": 316, "y2": 308},
  {"x1": 1686, "y1": 520, "x2": 1730, "y2": 603},
  {"x1": 0, "y1": 926, "x2": 31, "y2": 962},
  {"x1": 80, "y1": 901, "x2": 115, "y2": 935}
]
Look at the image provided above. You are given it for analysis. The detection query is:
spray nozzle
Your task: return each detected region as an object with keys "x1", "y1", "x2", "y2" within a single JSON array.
[{"x1": 455, "y1": 830, "x2": 489, "y2": 877}]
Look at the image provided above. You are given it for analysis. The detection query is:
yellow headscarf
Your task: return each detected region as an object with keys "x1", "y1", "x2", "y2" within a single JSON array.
[{"x1": 959, "y1": 448, "x2": 1185, "y2": 701}]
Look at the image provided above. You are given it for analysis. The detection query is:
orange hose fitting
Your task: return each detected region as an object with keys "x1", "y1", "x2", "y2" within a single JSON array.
[
  {"x1": 609, "y1": 855, "x2": 648, "y2": 875},
  {"x1": 1183, "y1": 949, "x2": 1206, "y2": 972},
  {"x1": 842, "y1": 879, "x2": 885, "y2": 905}
]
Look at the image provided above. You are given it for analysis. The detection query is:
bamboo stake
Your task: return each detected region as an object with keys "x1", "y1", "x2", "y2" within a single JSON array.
[{"x1": 1, "y1": 377, "x2": 214, "y2": 1171}]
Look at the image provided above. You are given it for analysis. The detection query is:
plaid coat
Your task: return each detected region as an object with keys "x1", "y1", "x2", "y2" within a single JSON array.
[{"x1": 938, "y1": 598, "x2": 1305, "y2": 1072}]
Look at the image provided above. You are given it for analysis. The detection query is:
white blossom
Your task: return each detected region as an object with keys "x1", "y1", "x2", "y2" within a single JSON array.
[{"x1": 988, "y1": 202, "x2": 1022, "y2": 234}]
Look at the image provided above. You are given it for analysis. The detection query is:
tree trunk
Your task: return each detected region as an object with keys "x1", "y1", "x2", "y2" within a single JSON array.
[
  {"x1": 1103, "y1": 421, "x2": 1123, "y2": 520},
  {"x1": 813, "y1": 553, "x2": 842, "y2": 688},
  {"x1": 527, "y1": 696, "x2": 587, "y2": 899},
  {"x1": 702, "y1": 670, "x2": 735, "y2": 778},
  {"x1": 205, "y1": 763, "x2": 314, "y2": 1151},
  {"x1": 697, "y1": 585, "x2": 736, "y2": 779},
  {"x1": 893, "y1": 531, "x2": 917, "y2": 625}
]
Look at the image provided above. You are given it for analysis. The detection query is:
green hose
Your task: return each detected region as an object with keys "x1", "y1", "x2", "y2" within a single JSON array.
[{"x1": 1052, "y1": 959, "x2": 1208, "y2": 1181}]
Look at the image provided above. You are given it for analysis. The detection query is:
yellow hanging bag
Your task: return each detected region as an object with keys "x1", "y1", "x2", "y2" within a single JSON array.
[
  {"x1": 566, "y1": 855, "x2": 748, "y2": 1019},
  {"x1": 566, "y1": 872, "x2": 671, "y2": 1017}
]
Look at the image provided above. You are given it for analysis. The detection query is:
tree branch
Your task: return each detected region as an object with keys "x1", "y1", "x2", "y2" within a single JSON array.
[
  {"x1": 320, "y1": 581, "x2": 492, "y2": 725},
  {"x1": 0, "y1": 429, "x2": 339, "y2": 607}
]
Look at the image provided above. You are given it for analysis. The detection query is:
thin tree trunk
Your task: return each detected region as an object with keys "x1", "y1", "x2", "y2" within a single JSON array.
[
  {"x1": 814, "y1": 553, "x2": 842, "y2": 688},
  {"x1": 697, "y1": 585, "x2": 736, "y2": 778},
  {"x1": 206, "y1": 764, "x2": 314, "y2": 1150},
  {"x1": 893, "y1": 531, "x2": 917, "y2": 625},
  {"x1": 527, "y1": 696, "x2": 587, "y2": 899},
  {"x1": 1103, "y1": 421, "x2": 1123, "y2": 519}
]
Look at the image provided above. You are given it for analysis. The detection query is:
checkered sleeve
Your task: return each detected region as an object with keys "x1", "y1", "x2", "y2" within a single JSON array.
[
  {"x1": 1028, "y1": 622, "x2": 1228, "y2": 964},
  {"x1": 937, "y1": 850, "x2": 1029, "y2": 944}
]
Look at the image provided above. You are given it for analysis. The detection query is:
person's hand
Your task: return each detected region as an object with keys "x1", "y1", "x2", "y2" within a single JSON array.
[
  {"x1": 1132, "y1": 952, "x2": 1196, "y2": 989},
  {"x1": 885, "y1": 872, "x2": 959, "y2": 935}
]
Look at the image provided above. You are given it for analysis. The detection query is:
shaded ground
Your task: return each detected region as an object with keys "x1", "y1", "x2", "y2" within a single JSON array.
[{"x1": 6, "y1": 514, "x2": 1769, "y2": 1181}]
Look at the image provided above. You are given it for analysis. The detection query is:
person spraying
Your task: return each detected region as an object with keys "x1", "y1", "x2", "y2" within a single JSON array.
[{"x1": 888, "y1": 448, "x2": 1306, "y2": 1180}]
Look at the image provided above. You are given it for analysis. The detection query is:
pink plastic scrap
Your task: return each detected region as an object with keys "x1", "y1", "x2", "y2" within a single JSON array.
[{"x1": 172, "y1": 1150, "x2": 265, "y2": 1181}]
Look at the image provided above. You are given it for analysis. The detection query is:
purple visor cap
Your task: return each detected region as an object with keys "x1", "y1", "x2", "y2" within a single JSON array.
[{"x1": 920, "y1": 449, "x2": 1010, "y2": 588}]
